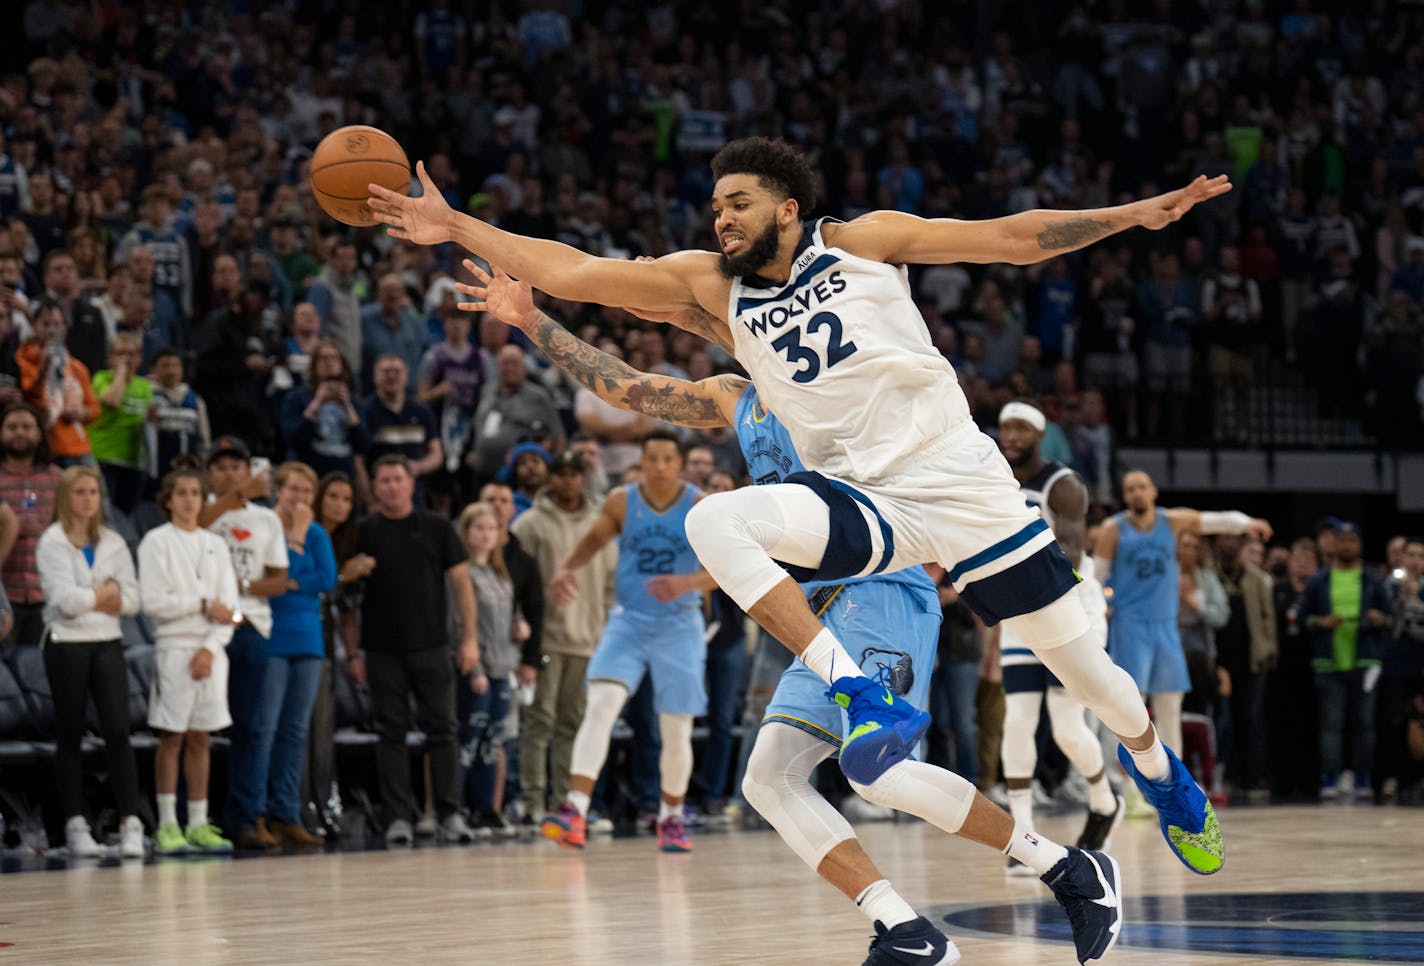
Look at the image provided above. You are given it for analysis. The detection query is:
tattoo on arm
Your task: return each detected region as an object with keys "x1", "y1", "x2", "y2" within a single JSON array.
[
  {"x1": 668, "y1": 304, "x2": 735, "y2": 354},
  {"x1": 1036, "y1": 217, "x2": 1118, "y2": 251},
  {"x1": 528, "y1": 313, "x2": 727, "y2": 427}
]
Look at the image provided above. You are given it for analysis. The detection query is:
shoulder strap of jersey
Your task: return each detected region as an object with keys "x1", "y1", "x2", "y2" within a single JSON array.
[
  {"x1": 812, "y1": 216, "x2": 844, "y2": 249},
  {"x1": 1041, "y1": 464, "x2": 1080, "y2": 506}
]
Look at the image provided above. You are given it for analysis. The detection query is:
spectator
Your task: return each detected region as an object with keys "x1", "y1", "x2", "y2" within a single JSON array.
[
  {"x1": 479, "y1": 478, "x2": 545, "y2": 709},
  {"x1": 35, "y1": 465, "x2": 143, "y2": 858},
  {"x1": 89, "y1": 332, "x2": 152, "y2": 514},
  {"x1": 683, "y1": 444, "x2": 715, "y2": 489},
  {"x1": 256, "y1": 463, "x2": 336, "y2": 849},
  {"x1": 41, "y1": 249, "x2": 107, "y2": 375},
  {"x1": 360, "y1": 274, "x2": 427, "y2": 392},
  {"x1": 507, "y1": 441, "x2": 551, "y2": 517},
  {"x1": 1300, "y1": 522, "x2": 1393, "y2": 802},
  {"x1": 144, "y1": 348, "x2": 211, "y2": 492},
  {"x1": 115, "y1": 186, "x2": 193, "y2": 350},
  {"x1": 204, "y1": 436, "x2": 290, "y2": 850},
  {"x1": 0, "y1": 403, "x2": 59, "y2": 650},
  {"x1": 17, "y1": 299, "x2": 98, "y2": 467},
  {"x1": 1213, "y1": 532, "x2": 1278, "y2": 802},
  {"x1": 279, "y1": 339, "x2": 368, "y2": 482},
  {"x1": 452, "y1": 501, "x2": 524, "y2": 835},
  {"x1": 138, "y1": 461, "x2": 241, "y2": 856},
  {"x1": 1138, "y1": 253, "x2": 1198, "y2": 439},
  {"x1": 306, "y1": 472, "x2": 374, "y2": 836},
  {"x1": 362, "y1": 355, "x2": 441, "y2": 489},
  {"x1": 1201, "y1": 245, "x2": 1263, "y2": 441},
  {"x1": 1379, "y1": 536, "x2": 1424, "y2": 802},
  {"x1": 1078, "y1": 252, "x2": 1139, "y2": 438},
  {"x1": 472, "y1": 345, "x2": 564, "y2": 482},
  {"x1": 509, "y1": 450, "x2": 615, "y2": 822},
  {"x1": 194, "y1": 280, "x2": 278, "y2": 454},
  {"x1": 1271, "y1": 538, "x2": 1322, "y2": 801},
  {"x1": 352, "y1": 455, "x2": 477, "y2": 846},
  {"x1": 417, "y1": 307, "x2": 484, "y2": 514},
  {"x1": 305, "y1": 241, "x2": 363, "y2": 374}
]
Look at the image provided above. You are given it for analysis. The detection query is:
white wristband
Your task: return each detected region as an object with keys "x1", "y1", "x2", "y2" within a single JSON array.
[{"x1": 1199, "y1": 510, "x2": 1252, "y2": 535}]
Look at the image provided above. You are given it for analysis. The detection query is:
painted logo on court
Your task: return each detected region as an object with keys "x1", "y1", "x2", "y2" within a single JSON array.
[{"x1": 927, "y1": 891, "x2": 1424, "y2": 961}]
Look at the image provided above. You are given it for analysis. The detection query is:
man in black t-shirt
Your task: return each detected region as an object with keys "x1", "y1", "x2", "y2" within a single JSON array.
[{"x1": 352, "y1": 454, "x2": 478, "y2": 845}]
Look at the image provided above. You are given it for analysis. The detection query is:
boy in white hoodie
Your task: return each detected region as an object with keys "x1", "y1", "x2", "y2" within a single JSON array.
[{"x1": 138, "y1": 460, "x2": 241, "y2": 854}]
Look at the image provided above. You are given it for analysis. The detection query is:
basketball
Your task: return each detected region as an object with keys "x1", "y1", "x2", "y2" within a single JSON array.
[{"x1": 310, "y1": 125, "x2": 410, "y2": 226}]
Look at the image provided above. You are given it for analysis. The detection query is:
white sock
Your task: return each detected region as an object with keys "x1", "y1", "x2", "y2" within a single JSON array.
[
  {"x1": 568, "y1": 790, "x2": 591, "y2": 818},
  {"x1": 799, "y1": 628, "x2": 865, "y2": 686},
  {"x1": 658, "y1": 800, "x2": 681, "y2": 823},
  {"x1": 157, "y1": 793, "x2": 177, "y2": 827},
  {"x1": 1127, "y1": 733, "x2": 1171, "y2": 782},
  {"x1": 188, "y1": 799, "x2": 208, "y2": 829},
  {"x1": 1087, "y1": 773, "x2": 1117, "y2": 815},
  {"x1": 855, "y1": 879, "x2": 918, "y2": 930},
  {"x1": 1004, "y1": 823, "x2": 1070, "y2": 876},
  {"x1": 1007, "y1": 787, "x2": 1033, "y2": 831}
]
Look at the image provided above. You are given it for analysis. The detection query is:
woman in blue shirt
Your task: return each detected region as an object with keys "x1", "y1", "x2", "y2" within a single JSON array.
[{"x1": 254, "y1": 461, "x2": 337, "y2": 848}]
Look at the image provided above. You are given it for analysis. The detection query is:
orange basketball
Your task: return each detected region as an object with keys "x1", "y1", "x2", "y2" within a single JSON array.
[{"x1": 310, "y1": 125, "x2": 410, "y2": 227}]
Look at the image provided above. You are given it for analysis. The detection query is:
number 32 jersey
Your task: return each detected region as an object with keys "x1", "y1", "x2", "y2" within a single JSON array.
[
  {"x1": 727, "y1": 218, "x2": 971, "y2": 483},
  {"x1": 615, "y1": 481, "x2": 703, "y2": 616}
]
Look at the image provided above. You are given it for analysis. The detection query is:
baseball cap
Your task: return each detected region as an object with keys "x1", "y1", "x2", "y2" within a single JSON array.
[
  {"x1": 206, "y1": 435, "x2": 251, "y2": 466},
  {"x1": 508, "y1": 441, "x2": 552, "y2": 467},
  {"x1": 550, "y1": 450, "x2": 586, "y2": 475},
  {"x1": 1332, "y1": 520, "x2": 1362, "y2": 537}
]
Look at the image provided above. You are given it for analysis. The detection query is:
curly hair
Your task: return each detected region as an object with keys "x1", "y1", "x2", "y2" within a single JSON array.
[{"x1": 711, "y1": 137, "x2": 817, "y2": 215}]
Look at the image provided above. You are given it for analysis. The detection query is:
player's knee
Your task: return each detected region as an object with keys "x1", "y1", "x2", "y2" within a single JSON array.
[
  {"x1": 741, "y1": 753, "x2": 778, "y2": 815},
  {"x1": 847, "y1": 766, "x2": 898, "y2": 807},
  {"x1": 684, "y1": 495, "x2": 729, "y2": 555}
]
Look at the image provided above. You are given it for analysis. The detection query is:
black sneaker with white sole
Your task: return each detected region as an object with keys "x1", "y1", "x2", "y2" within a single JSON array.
[
  {"x1": 861, "y1": 916, "x2": 961, "y2": 966},
  {"x1": 1076, "y1": 795, "x2": 1126, "y2": 851},
  {"x1": 1041, "y1": 847, "x2": 1123, "y2": 964}
]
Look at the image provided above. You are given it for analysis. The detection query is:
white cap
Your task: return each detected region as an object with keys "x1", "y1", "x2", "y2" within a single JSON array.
[{"x1": 999, "y1": 401, "x2": 1046, "y2": 432}]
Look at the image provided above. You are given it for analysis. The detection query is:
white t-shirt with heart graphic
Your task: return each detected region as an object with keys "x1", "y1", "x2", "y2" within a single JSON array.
[{"x1": 209, "y1": 502, "x2": 289, "y2": 638}]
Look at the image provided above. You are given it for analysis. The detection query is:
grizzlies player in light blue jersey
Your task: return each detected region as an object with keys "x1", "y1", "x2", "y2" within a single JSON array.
[
  {"x1": 541, "y1": 429, "x2": 707, "y2": 854},
  {"x1": 1096, "y1": 471, "x2": 1270, "y2": 846},
  {"x1": 463, "y1": 270, "x2": 1108, "y2": 966}
]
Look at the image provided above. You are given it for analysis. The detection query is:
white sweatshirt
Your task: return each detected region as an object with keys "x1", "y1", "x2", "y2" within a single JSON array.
[
  {"x1": 36, "y1": 524, "x2": 140, "y2": 643},
  {"x1": 138, "y1": 522, "x2": 240, "y2": 655}
]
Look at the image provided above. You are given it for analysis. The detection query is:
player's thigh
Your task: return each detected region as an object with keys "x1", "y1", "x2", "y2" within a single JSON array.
[
  {"x1": 586, "y1": 608, "x2": 650, "y2": 694},
  {"x1": 647, "y1": 614, "x2": 708, "y2": 716},
  {"x1": 827, "y1": 582, "x2": 939, "y2": 714},
  {"x1": 1147, "y1": 625, "x2": 1192, "y2": 694},
  {"x1": 1108, "y1": 626, "x2": 1157, "y2": 694}
]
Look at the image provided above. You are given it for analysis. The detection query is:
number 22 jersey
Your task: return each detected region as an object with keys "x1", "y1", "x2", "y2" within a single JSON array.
[
  {"x1": 614, "y1": 481, "x2": 703, "y2": 617},
  {"x1": 727, "y1": 218, "x2": 972, "y2": 483}
]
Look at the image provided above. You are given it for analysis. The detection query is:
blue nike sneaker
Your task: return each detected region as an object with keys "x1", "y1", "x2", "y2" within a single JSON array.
[
  {"x1": 861, "y1": 916, "x2": 960, "y2": 966},
  {"x1": 829, "y1": 676, "x2": 930, "y2": 786},
  {"x1": 1041, "y1": 847, "x2": 1123, "y2": 964},
  {"x1": 1117, "y1": 743, "x2": 1223, "y2": 875}
]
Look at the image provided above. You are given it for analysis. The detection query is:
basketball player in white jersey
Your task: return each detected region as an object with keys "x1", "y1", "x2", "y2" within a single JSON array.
[
  {"x1": 995, "y1": 401, "x2": 1120, "y2": 876},
  {"x1": 370, "y1": 139, "x2": 1232, "y2": 935}
]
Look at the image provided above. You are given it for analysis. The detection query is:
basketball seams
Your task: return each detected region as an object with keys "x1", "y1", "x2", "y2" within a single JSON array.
[{"x1": 311, "y1": 159, "x2": 411, "y2": 200}]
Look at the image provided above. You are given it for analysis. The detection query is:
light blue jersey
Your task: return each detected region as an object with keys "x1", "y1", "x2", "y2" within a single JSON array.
[
  {"x1": 735, "y1": 384, "x2": 940, "y2": 748},
  {"x1": 615, "y1": 481, "x2": 702, "y2": 615},
  {"x1": 1107, "y1": 510, "x2": 1189, "y2": 693}
]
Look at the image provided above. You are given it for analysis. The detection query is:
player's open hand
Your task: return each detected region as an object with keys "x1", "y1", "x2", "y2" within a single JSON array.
[
  {"x1": 1136, "y1": 174, "x2": 1232, "y2": 231},
  {"x1": 455, "y1": 259, "x2": 538, "y2": 328},
  {"x1": 368, "y1": 160, "x2": 454, "y2": 246},
  {"x1": 1247, "y1": 518, "x2": 1274, "y2": 542},
  {"x1": 644, "y1": 574, "x2": 688, "y2": 603}
]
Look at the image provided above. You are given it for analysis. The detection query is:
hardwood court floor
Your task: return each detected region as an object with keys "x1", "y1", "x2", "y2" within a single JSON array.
[{"x1": 3, "y1": 806, "x2": 1422, "y2": 965}]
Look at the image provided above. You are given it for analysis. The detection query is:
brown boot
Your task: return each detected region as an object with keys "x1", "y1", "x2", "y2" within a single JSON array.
[
  {"x1": 234, "y1": 823, "x2": 278, "y2": 851},
  {"x1": 268, "y1": 819, "x2": 325, "y2": 849},
  {"x1": 254, "y1": 817, "x2": 279, "y2": 848}
]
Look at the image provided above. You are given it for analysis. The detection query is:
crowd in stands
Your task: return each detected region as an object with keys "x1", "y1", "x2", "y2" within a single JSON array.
[{"x1": 0, "y1": 0, "x2": 1423, "y2": 854}]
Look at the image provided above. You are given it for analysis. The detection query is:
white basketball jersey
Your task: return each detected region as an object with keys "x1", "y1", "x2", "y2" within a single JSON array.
[{"x1": 727, "y1": 219, "x2": 971, "y2": 482}]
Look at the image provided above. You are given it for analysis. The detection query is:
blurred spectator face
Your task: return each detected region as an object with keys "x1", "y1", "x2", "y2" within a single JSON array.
[
  {"x1": 641, "y1": 438, "x2": 684, "y2": 487},
  {"x1": 127, "y1": 245, "x2": 155, "y2": 286},
  {"x1": 103, "y1": 266, "x2": 131, "y2": 303},
  {"x1": 373, "y1": 462, "x2": 415, "y2": 515},
  {"x1": 332, "y1": 243, "x2": 358, "y2": 276},
  {"x1": 571, "y1": 437, "x2": 601, "y2": 468},
  {"x1": 998, "y1": 418, "x2": 1042, "y2": 467},
  {"x1": 269, "y1": 222, "x2": 297, "y2": 255},
  {"x1": 442, "y1": 312, "x2": 470, "y2": 345},
  {"x1": 1334, "y1": 530, "x2": 1362, "y2": 567},
  {"x1": 318, "y1": 479, "x2": 355, "y2": 528},
  {"x1": 707, "y1": 471, "x2": 736, "y2": 493},
  {"x1": 1219, "y1": 246, "x2": 1240, "y2": 274},
  {"x1": 44, "y1": 252, "x2": 79, "y2": 298},
  {"x1": 1177, "y1": 529, "x2": 1201, "y2": 569},
  {"x1": 194, "y1": 199, "x2": 222, "y2": 238},
  {"x1": 1403, "y1": 540, "x2": 1424, "y2": 580},
  {"x1": 1081, "y1": 390, "x2": 1105, "y2": 425},
  {"x1": 107, "y1": 337, "x2": 141, "y2": 372},
  {"x1": 1241, "y1": 539, "x2": 1264, "y2": 570},
  {"x1": 463, "y1": 506, "x2": 502, "y2": 556},
  {"x1": 481, "y1": 314, "x2": 509, "y2": 353},
  {"x1": 1, "y1": 407, "x2": 42, "y2": 460},
  {"x1": 292, "y1": 303, "x2": 321, "y2": 341},
  {"x1": 29, "y1": 173, "x2": 54, "y2": 210},
  {"x1": 546, "y1": 462, "x2": 585, "y2": 504},
  {"x1": 374, "y1": 357, "x2": 407, "y2": 399},
  {"x1": 1315, "y1": 527, "x2": 1337, "y2": 561},
  {"x1": 479, "y1": 482, "x2": 516, "y2": 524},
  {"x1": 1216, "y1": 532, "x2": 1243, "y2": 566},
  {"x1": 1289, "y1": 543, "x2": 1320, "y2": 581},
  {"x1": 165, "y1": 474, "x2": 204, "y2": 526},
  {"x1": 1121, "y1": 471, "x2": 1157, "y2": 513},
  {"x1": 497, "y1": 345, "x2": 526, "y2": 391},
  {"x1": 212, "y1": 254, "x2": 241, "y2": 298},
  {"x1": 1021, "y1": 336, "x2": 1042, "y2": 365},
  {"x1": 1265, "y1": 545, "x2": 1290, "y2": 578},
  {"x1": 277, "y1": 469, "x2": 316, "y2": 516},
  {"x1": 684, "y1": 446, "x2": 713, "y2": 485},
  {"x1": 208, "y1": 455, "x2": 250, "y2": 499},
  {"x1": 141, "y1": 192, "x2": 171, "y2": 228},
  {"x1": 1386, "y1": 536, "x2": 1406, "y2": 571},
  {"x1": 312, "y1": 344, "x2": 344, "y2": 383},
  {"x1": 377, "y1": 274, "x2": 405, "y2": 313},
  {"x1": 514, "y1": 451, "x2": 548, "y2": 492},
  {"x1": 152, "y1": 353, "x2": 184, "y2": 389},
  {"x1": 686, "y1": 350, "x2": 712, "y2": 381},
  {"x1": 32, "y1": 304, "x2": 66, "y2": 343}
]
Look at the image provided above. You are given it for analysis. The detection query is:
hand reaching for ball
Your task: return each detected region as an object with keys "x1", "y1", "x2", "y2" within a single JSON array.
[{"x1": 368, "y1": 161, "x2": 454, "y2": 246}]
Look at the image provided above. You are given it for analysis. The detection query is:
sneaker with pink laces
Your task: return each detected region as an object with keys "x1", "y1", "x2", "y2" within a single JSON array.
[{"x1": 657, "y1": 816, "x2": 692, "y2": 853}]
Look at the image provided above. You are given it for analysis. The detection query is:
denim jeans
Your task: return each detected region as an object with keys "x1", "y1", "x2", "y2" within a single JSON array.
[
  {"x1": 248, "y1": 654, "x2": 324, "y2": 825},
  {"x1": 458, "y1": 675, "x2": 512, "y2": 812},
  {"x1": 697, "y1": 639, "x2": 747, "y2": 805},
  {"x1": 225, "y1": 625, "x2": 268, "y2": 829},
  {"x1": 928, "y1": 658, "x2": 980, "y2": 786},
  {"x1": 1315, "y1": 668, "x2": 1378, "y2": 784}
]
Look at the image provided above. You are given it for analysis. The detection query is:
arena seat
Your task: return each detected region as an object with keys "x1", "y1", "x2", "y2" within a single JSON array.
[
  {"x1": 11, "y1": 646, "x2": 55, "y2": 740},
  {"x1": 0, "y1": 660, "x2": 37, "y2": 763}
]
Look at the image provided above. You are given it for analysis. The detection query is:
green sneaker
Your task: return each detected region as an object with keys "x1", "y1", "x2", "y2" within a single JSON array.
[
  {"x1": 154, "y1": 822, "x2": 190, "y2": 855},
  {"x1": 186, "y1": 822, "x2": 235, "y2": 854}
]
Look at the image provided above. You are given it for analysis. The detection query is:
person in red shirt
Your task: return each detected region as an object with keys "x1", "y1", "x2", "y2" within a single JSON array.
[
  {"x1": 15, "y1": 299, "x2": 99, "y2": 467},
  {"x1": 0, "y1": 402, "x2": 63, "y2": 649}
]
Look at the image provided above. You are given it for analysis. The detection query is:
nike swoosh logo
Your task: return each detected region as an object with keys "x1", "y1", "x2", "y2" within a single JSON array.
[
  {"x1": 881, "y1": 691, "x2": 895, "y2": 706},
  {"x1": 979, "y1": 448, "x2": 993, "y2": 462},
  {"x1": 891, "y1": 942, "x2": 937, "y2": 957},
  {"x1": 1087, "y1": 853, "x2": 1118, "y2": 909}
]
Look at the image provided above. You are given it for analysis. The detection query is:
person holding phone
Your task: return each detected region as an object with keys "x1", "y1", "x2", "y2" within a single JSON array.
[{"x1": 139, "y1": 460, "x2": 242, "y2": 855}]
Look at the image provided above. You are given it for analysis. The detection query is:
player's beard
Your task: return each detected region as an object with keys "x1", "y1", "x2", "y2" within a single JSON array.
[
  {"x1": 1003, "y1": 445, "x2": 1035, "y2": 469},
  {"x1": 718, "y1": 219, "x2": 781, "y2": 279}
]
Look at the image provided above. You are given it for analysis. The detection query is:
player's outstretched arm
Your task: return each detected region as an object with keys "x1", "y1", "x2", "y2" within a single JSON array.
[
  {"x1": 456, "y1": 260, "x2": 744, "y2": 429},
  {"x1": 1166, "y1": 508, "x2": 1273, "y2": 541},
  {"x1": 368, "y1": 161, "x2": 702, "y2": 311},
  {"x1": 828, "y1": 174, "x2": 1232, "y2": 267}
]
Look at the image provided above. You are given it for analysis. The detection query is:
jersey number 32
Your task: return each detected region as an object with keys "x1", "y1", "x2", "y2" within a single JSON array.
[{"x1": 772, "y1": 312, "x2": 859, "y2": 384}]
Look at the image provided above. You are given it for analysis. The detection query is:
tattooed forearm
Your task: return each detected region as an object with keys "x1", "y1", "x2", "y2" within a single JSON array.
[
  {"x1": 1035, "y1": 217, "x2": 1118, "y2": 251},
  {"x1": 526, "y1": 312, "x2": 727, "y2": 427},
  {"x1": 667, "y1": 305, "x2": 736, "y2": 354}
]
